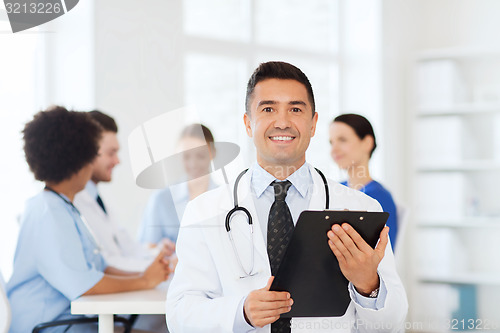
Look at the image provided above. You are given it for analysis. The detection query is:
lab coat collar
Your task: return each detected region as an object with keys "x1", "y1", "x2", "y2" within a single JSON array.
[
  {"x1": 308, "y1": 164, "x2": 329, "y2": 211},
  {"x1": 84, "y1": 180, "x2": 99, "y2": 200}
]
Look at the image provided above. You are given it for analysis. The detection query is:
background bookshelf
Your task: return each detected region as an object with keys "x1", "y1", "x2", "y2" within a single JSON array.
[{"x1": 412, "y1": 47, "x2": 500, "y2": 330}]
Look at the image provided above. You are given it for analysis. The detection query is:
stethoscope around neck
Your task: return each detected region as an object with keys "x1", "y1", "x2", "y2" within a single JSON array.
[
  {"x1": 225, "y1": 167, "x2": 330, "y2": 278},
  {"x1": 44, "y1": 186, "x2": 102, "y2": 255}
]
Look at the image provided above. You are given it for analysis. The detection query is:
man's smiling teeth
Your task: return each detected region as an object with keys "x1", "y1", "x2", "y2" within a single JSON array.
[{"x1": 270, "y1": 136, "x2": 294, "y2": 141}]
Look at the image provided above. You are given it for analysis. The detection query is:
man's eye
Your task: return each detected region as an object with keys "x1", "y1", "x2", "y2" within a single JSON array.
[
  {"x1": 291, "y1": 108, "x2": 302, "y2": 112},
  {"x1": 263, "y1": 107, "x2": 273, "y2": 112}
]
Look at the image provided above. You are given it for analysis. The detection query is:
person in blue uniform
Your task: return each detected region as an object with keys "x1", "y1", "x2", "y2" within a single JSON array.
[
  {"x1": 329, "y1": 113, "x2": 399, "y2": 248},
  {"x1": 6, "y1": 106, "x2": 171, "y2": 333},
  {"x1": 139, "y1": 124, "x2": 218, "y2": 247}
]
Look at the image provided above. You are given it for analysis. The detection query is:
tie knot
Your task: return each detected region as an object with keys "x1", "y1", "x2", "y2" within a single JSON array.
[{"x1": 272, "y1": 180, "x2": 292, "y2": 202}]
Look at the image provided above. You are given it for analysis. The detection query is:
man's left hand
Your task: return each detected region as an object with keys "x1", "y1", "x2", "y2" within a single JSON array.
[{"x1": 327, "y1": 224, "x2": 389, "y2": 296}]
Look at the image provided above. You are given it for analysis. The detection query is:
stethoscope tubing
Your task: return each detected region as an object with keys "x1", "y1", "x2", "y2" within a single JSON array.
[
  {"x1": 44, "y1": 186, "x2": 102, "y2": 255},
  {"x1": 225, "y1": 167, "x2": 329, "y2": 278}
]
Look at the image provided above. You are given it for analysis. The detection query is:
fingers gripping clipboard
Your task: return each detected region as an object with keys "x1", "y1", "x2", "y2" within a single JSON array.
[{"x1": 270, "y1": 210, "x2": 389, "y2": 318}]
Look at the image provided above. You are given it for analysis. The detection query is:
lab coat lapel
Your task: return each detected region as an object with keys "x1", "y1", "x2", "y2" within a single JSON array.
[
  {"x1": 219, "y1": 169, "x2": 269, "y2": 265},
  {"x1": 81, "y1": 190, "x2": 107, "y2": 219},
  {"x1": 307, "y1": 165, "x2": 328, "y2": 211}
]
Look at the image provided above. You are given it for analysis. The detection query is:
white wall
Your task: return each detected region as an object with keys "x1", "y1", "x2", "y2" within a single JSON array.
[
  {"x1": 380, "y1": 0, "x2": 422, "y2": 318},
  {"x1": 44, "y1": 0, "x2": 95, "y2": 109},
  {"x1": 92, "y1": 0, "x2": 187, "y2": 234}
]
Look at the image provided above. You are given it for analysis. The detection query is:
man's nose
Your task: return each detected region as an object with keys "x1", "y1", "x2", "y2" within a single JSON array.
[{"x1": 274, "y1": 110, "x2": 292, "y2": 129}]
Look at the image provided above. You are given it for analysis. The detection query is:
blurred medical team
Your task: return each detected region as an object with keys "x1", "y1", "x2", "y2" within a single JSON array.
[
  {"x1": 4, "y1": 62, "x2": 405, "y2": 333},
  {"x1": 6, "y1": 107, "x2": 171, "y2": 333}
]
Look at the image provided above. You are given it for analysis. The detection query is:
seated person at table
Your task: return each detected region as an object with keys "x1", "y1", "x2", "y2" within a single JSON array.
[
  {"x1": 6, "y1": 106, "x2": 171, "y2": 333},
  {"x1": 74, "y1": 110, "x2": 174, "y2": 272},
  {"x1": 138, "y1": 124, "x2": 218, "y2": 247}
]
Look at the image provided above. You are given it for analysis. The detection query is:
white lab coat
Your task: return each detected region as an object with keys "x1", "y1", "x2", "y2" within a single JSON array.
[
  {"x1": 166, "y1": 165, "x2": 408, "y2": 332},
  {"x1": 74, "y1": 186, "x2": 155, "y2": 272}
]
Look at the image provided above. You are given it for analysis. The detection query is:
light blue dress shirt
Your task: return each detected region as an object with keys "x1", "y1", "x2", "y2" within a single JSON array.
[
  {"x1": 139, "y1": 179, "x2": 218, "y2": 244},
  {"x1": 7, "y1": 191, "x2": 106, "y2": 333},
  {"x1": 251, "y1": 162, "x2": 314, "y2": 243},
  {"x1": 233, "y1": 163, "x2": 386, "y2": 331}
]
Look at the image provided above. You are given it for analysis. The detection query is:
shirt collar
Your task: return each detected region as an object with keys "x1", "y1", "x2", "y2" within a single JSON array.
[
  {"x1": 251, "y1": 162, "x2": 312, "y2": 198},
  {"x1": 84, "y1": 180, "x2": 99, "y2": 199}
]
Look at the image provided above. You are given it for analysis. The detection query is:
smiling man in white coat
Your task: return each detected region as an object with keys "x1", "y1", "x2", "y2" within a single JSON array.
[{"x1": 166, "y1": 61, "x2": 408, "y2": 333}]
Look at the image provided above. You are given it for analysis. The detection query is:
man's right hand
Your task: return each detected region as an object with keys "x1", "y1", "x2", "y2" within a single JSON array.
[{"x1": 243, "y1": 277, "x2": 293, "y2": 328}]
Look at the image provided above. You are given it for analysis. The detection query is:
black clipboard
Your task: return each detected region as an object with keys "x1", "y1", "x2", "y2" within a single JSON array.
[{"x1": 270, "y1": 210, "x2": 389, "y2": 318}]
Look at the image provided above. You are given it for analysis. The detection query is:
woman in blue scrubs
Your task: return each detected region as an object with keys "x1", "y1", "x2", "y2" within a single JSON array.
[
  {"x1": 7, "y1": 106, "x2": 171, "y2": 333},
  {"x1": 329, "y1": 113, "x2": 399, "y2": 248},
  {"x1": 139, "y1": 124, "x2": 218, "y2": 249}
]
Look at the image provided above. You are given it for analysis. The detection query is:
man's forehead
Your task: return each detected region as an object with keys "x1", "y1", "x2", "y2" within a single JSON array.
[
  {"x1": 100, "y1": 131, "x2": 117, "y2": 139},
  {"x1": 252, "y1": 79, "x2": 310, "y2": 103},
  {"x1": 99, "y1": 131, "x2": 119, "y2": 146}
]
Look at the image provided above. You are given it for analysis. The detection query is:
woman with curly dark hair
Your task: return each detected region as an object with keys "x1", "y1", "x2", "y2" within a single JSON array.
[{"x1": 6, "y1": 106, "x2": 171, "y2": 333}]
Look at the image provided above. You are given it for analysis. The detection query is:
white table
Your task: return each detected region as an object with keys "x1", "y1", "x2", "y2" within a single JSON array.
[{"x1": 71, "y1": 284, "x2": 167, "y2": 333}]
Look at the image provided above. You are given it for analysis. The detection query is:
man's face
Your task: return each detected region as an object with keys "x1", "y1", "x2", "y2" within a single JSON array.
[
  {"x1": 92, "y1": 131, "x2": 120, "y2": 183},
  {"x1": 244, "y1": 78, "x2": 318, "y2": 172}
]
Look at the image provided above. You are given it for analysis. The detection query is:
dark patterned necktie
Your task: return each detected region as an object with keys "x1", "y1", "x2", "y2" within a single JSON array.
[
  {"x1": 96, "y1": 194, "x2": 107, "y2": 214},
  {"x1": 267, "y1": 180, "x2": 293, "y2": 333}
]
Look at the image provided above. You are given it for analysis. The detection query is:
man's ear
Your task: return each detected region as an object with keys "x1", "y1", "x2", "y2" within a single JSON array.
[
  {"x1": 310, "y1": 112, "x2": 319, "y2": 137},
  {"x1": 243, "y1": 113, "x2": 253, "y2": 137}
]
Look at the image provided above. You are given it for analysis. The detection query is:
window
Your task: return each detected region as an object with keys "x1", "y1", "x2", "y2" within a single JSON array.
[
  {"x1": 0, "y1": 11, "x2": 45, "y2": 279},
  {"x1": 181, "y1": 0, "x2": 382, "y2": 180}
]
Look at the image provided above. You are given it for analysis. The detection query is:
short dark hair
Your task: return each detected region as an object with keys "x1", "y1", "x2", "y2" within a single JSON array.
[
  {"x1": 88, "y1": 110, "x2": 118, "y2": 133},
  {"x1": 23, "y1": 106, "x2": 102, "y2": 183},
  {"x1": 245, "y1": 61, "x2": 315, "y2": 116},
  {"x1": 333, "y1": 113, "x2": 377, "y2": 157}
]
